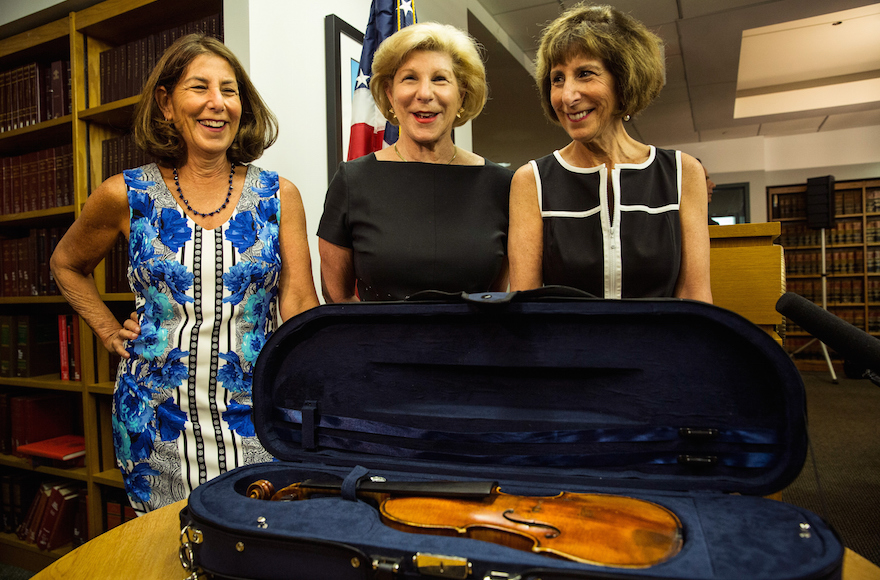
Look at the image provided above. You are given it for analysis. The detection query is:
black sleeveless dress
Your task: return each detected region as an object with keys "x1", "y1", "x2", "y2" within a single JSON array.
[
  {"x1": 318, "y1": 154, "x2": 512, "y2": 301},
  {"x1": 533, "y1": 146, "x2": 682, "y2": 298}
]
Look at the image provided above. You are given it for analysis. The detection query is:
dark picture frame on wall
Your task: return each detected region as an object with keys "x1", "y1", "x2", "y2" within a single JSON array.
[{"x1": 325, "y1": 14, "x2": 364, "y2": 183}]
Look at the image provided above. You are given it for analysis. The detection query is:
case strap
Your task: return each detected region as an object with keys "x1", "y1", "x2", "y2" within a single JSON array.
[
  {"x1": 277, "y1": 407, "x2": 778, "y2": 446},
  {"x1": 341, "y1": 465, "x2": 371, "y2": 501},
  {"x1": 274, "y1": 427, "x2": 777, "y2": 469}
]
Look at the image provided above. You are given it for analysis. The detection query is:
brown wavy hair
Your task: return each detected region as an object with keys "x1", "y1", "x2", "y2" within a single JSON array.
[
  {"x1": 133, "y1": 33, "x2": 278, "y2": 165},
  {"x1": 535, "y1": 3, "x2": 665, "y2": 124}
]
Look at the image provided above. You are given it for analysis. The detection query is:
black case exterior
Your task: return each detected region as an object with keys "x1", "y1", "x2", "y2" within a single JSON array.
[{"x1": 181, "y1": 295, "x2": 844, "y2": 580}]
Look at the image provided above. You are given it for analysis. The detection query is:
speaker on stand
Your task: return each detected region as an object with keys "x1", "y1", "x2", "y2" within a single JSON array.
[{"x1": 791, "y1": 175, "x2": 837, "y2": 381}]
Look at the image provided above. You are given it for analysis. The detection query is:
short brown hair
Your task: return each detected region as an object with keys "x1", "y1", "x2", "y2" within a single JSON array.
[
  {"x1": 535, "y1": 3, "x2": 665, "y2": 124},
  {"x1": 133, "y1": 33, "x2": 277, "y2": 165},
  {"x1": 370, "y1": 22, "x2": 487, "y2": 127}
]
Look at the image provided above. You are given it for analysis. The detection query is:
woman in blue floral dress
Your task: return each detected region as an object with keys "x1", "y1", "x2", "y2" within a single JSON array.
[{"x1": 50, "y1": 34, "x2": 319, "y2": 512}]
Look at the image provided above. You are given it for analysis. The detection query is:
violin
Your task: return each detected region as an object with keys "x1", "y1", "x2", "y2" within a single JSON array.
[{"x1": 246, "y1": 477, "x2": 683, "y2": 568}]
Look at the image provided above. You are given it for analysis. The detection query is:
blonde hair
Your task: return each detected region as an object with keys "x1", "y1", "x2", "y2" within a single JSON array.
[
  {"x1": 535, "y1": 3, "x2": 665, "y2": 123},
  {"x1": 370, "y1": 22, "x2": 487, "y2": 127},
  {"x1": 133, "y1": 33, "x2": 278, "y2": 165}
]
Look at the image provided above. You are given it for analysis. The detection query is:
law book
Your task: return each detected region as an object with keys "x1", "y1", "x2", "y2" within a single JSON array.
[
  {"x1": 0, "y1": 391, "x2": 10, "y2": 453},
  {"x1": 11, "y1": 474, "x2": 38, "y2": 533},
  {"x1": 9, "y1": 153, "x2": 21, "y2": 215},
  {"x1": 20, "y1": 480, "x2": 61, "y2": 543},
  {"x1": 105, "y1": 495, "x2": 122, "y2": 530},
  {"x1": 16, "y1": 434, "x2": 85, "y2": 468},
  {"x1": 0, "y1": 315, "x2": 15, "y2": 377},
  {"x1": 71, "y1": 314, "x2": 82, "y2": 381},
  {"x1": 0, "y1": 474, "x2": 11, "y2": 532},
  {"x1": 27, "y1": 481, "x2": 71, "y2": 545},
  {"x1": 36, "y1": 484, "x2": 79, "y2": 550},
  {"x1": 15, "y1": 314, "x2": 61, "y2": 377},
  {"x1": 71, "y1": 492, "x2": 88, "y2": 547},
  {"x1": 57, "y1": 314, "x2": 69, "y2": 380},
  {"x1": 0, "y1": 156, "x2": 10, "y2": 215},
  {"x1": 49, "y1": 60, "x2": 67, "y2": 120},
  {"x1": 10, "y1": 393, "x2": 75, "y2": 457}
]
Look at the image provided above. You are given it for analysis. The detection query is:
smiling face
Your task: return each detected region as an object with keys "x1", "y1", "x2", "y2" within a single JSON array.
[
  {"x1": 549, "y1": 53, "x2": 619, "y2": 144},
  {"x1": 385, "y1": 50, "x2": 462, "y2": 149},
  {"x1": 157, "y1": 53, "x2": 241, "y2": 162}
]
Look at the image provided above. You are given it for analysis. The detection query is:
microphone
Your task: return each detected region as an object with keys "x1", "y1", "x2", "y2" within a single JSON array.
[{"x1": 776, "y1": 291, "x2": 880, "y2": 372}]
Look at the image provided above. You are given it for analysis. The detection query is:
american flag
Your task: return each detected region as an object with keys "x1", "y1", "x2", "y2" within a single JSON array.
[{"x1": 347, "y1": 0, "x2": 417, "y2": 161}]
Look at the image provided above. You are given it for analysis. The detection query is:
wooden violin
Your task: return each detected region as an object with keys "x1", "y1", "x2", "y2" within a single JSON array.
[{"x1": 246, "y1": 477, "x2": 683, "y2": 568}]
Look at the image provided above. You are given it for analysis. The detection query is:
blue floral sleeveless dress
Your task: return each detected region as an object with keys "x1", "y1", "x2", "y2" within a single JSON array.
[{"x1": 114, "y1": 163, "x2": 278, "y2": 513}]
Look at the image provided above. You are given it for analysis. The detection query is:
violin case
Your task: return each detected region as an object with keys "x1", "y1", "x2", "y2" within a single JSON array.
[{"x1": 179, "y1": 291, "x2": 844, "y2": 580}]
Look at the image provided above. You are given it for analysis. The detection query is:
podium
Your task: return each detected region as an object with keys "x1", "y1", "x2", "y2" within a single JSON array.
[{"x1": 709, "y1": 222, "x2": 785, "y2": 344}]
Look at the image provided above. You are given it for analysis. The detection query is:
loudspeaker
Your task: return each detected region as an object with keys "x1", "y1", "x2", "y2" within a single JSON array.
[{"x1": 806, "y1": 175, "x2": 835, "y2": 230}]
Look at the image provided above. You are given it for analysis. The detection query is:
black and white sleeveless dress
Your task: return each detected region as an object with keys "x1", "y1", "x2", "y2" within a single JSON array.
[{"x1": 532, "y1": 146, "x2": 682, "y2": 298}]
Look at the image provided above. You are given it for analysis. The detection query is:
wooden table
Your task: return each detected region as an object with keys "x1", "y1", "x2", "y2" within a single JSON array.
[{"x1": 31, "y1": 499, "x2": 880, "y2": 579}]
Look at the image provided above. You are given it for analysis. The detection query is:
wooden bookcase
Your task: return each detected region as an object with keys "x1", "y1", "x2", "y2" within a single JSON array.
[
  {"x1": 768, "y1": 178, "x2": 880, "y2": 371},
  {"x1": 0, "y1": 0, "x2": 221, "y2": 571}
]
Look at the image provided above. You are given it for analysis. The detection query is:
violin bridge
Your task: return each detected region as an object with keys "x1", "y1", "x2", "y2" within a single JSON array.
[{"x1": 413, "y1": 552, "x2": 471, "y2": 579}]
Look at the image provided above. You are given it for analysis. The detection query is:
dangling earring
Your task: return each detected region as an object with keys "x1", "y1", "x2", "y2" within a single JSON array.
[
  {"x1": 389, "y1": 108, "x2": 397, "y2": 119},
  {"x1": 457, "y1": 107, "x2": 464, "y2": 119},
  {"x1": 623, "y1": 114, "x2": 631, "y2": 122}
]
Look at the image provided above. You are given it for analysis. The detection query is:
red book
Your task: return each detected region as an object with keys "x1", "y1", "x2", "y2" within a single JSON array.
[
  {"x1": 36, "y1": 484, "x2": 79, "y2": 550},
  {"x1": 16, "y1": 434, "x2": 85, "y2": 468},
  {"x1": 58, "y1": 314, "x2": 69, "y2": 380}
]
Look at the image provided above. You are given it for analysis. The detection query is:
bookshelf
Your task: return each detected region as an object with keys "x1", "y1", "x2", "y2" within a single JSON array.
[
  {"x1": 0, "y1": 0, "x2": 221, "y2": 571},
  {"x1": 769, "y1": 178, "x2": 880, "y2": 371}
]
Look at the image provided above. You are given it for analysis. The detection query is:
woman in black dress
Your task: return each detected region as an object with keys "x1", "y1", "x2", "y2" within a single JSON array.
[
  {"x1": 318, "y1": 23, "x2": 512, "y2": 302},
  {"x1": 508, "y1": 4, "x2": 712, "y2": 302}
]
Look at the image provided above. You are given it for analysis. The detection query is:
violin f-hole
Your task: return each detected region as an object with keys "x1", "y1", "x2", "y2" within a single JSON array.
[{"x1": 502, "y1": 509, "x2": 561, "y2": 539}]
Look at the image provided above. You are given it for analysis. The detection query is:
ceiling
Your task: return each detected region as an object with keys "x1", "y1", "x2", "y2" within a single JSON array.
[{"x1": 469, "y1": 0, "x2": 880, "y2": 168}]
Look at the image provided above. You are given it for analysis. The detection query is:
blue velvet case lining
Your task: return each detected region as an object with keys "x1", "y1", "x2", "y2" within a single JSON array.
[{"x1": 184, "y1": 297, "x2": 843, "y2": 580}]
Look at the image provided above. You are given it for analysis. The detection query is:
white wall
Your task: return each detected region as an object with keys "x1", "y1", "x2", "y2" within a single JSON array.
[
  {"x1": 0, "y1": 0, "x2": 64, "y2": 27},
  {"x1": 669, "y1": 126, "x2": 880, "y2": 222},
  {"x1": 225, "y1": 0, "x2": 372, "y2": 300}
]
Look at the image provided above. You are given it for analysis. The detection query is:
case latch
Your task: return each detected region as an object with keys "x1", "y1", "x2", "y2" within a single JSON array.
[
  {"x1": 371, "y1": 556, "x2": 402, "y2": 579},
  {"x1": 413, "y1": 553, "x2": 471, "y2": 579}
]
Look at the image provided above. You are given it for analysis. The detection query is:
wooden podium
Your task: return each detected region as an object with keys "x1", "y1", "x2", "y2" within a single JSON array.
[{"x1": 709, "y1": 222, "x2": 785, "y2": 343}]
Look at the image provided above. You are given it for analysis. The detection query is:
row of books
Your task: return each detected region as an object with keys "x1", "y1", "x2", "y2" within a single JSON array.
[
  {"x1": 864, "y1": 188, "x2": 880, "y2": 213},
  {"x1": 785, "y1": 250, "x2": 865, "y2": 276},
  {"x1": 786, "y1": 279, "x2": 866, "y2": 306},
  {"x1": 771, "y1": 190, "x2": 864, "y2": 220},
  {"x1": 786, "y1": 308, "x2": 865, "y2": 336},
  {"x1": 0, "y1": 315, "x2": 63, "y2": 378},
  {"x1": 779, "y1": 221, "x2": 863, "y2": 248},
  {"x1": 834, "y1": 189, "x2": 866, "y2": 216},
  {"x1": 102, "y1": 133, "x2": 156, "y2": 181},
  {"x1": 0, "y1": 145, "x2": 75, "y2": 215},
  {"x1": 5, "y1": 477, "x2": 85, "y2": 551},
  {"x1": 0, "y1": 60, "x2": 71, "y2": 134},
  {"x1": 106, "y1": 235, "x2": 131, "y2": 294},
  {"x1": 0, "y1": 391, "x2": 79, "y2": 456},
  {"x1": 100, "y1": 14, "x2": 222, "y2": 105},
  {"x1": 0, "y1": 228, "x2": 64, "y2": 297}
]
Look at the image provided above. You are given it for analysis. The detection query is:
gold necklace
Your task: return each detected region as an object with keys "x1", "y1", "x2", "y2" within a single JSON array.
[{"x1": 394, "y1": 144, "x2": 457, "y2": 165}]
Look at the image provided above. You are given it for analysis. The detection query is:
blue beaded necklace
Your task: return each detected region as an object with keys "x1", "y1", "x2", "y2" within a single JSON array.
[{"x1": 173, "y1": 163, "x2": 236, "y2": 217}]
